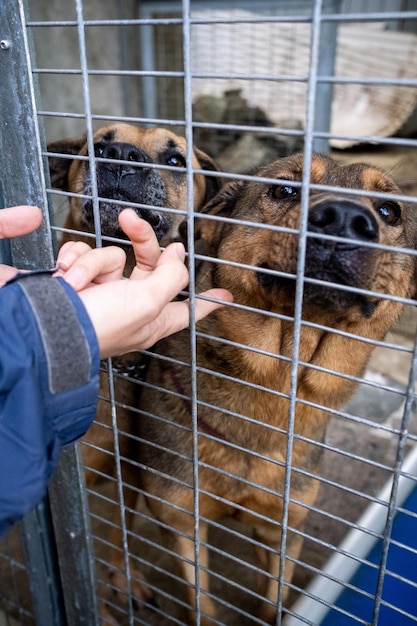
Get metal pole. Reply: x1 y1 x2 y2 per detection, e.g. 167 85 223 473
0 1 98 624
313 0 342 153
0 1 63 624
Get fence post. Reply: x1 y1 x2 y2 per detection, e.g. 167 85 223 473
313 0 342 153
0 1 98 624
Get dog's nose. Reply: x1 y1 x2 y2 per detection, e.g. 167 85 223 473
308 199 378 242
94 141 150 175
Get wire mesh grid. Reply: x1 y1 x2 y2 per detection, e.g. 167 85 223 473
1 1 417 625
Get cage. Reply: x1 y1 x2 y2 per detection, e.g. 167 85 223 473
1 1 417 625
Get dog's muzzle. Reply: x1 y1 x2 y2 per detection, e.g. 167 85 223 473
82 141 170 240
308 199 378 246
257 199 381 316
302 199 380 315
305 199 378 284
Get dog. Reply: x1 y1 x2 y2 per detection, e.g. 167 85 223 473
48 122 223 258
48 123 224 611
134 153 417 624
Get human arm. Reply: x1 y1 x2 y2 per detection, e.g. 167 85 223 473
0 273 100 536
0 205 43 284
0 206 232 535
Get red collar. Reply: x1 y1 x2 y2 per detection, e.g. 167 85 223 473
170 368 228 443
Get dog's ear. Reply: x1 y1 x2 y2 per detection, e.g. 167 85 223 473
47 134 87 190
194 147 225 204
194 180 244 250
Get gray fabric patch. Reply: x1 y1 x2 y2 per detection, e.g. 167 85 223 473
18 276 92 394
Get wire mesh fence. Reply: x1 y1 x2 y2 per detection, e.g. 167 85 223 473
1 1 417 625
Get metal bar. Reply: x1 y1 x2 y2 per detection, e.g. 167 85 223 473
0 0 53 268
74 0 102 247
44 1 102 623
116 0 137 118
31 68 417 88
0 2 65 624
24 9 417 27
0 1 99 625
277 1 324 619
18 502 66 626
107 360 136 626
182 0 203 622
313 0 341 153
47 447 99 626
137 3 159 120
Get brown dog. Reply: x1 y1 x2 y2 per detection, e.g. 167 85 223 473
48 123 224 610
47 120 223 476
136 153 417 624
48 122 223 255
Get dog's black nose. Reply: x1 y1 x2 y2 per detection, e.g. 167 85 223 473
308 199 378 242
94 141 151 175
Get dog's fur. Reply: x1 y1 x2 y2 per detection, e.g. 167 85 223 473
135 153 417 624
48 123 224 609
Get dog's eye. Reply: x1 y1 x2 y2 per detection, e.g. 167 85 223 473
94 143 105 157
270 183 299 200
377 201 402 226
166 153 186 168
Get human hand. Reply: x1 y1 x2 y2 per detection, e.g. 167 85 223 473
57 209 233 357
0 206 42 285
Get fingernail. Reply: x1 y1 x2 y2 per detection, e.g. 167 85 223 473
56 252 77 271
175 243 186 262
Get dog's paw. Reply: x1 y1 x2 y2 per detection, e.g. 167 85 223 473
111 567 155 610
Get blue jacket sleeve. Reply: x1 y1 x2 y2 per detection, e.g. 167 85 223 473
0 272 100 537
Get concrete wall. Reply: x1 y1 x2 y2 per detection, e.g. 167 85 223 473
28 0 143 143
27 0 417 146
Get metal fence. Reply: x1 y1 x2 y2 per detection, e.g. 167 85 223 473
1 0 417 625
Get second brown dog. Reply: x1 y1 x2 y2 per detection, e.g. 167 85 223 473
135 153 417 624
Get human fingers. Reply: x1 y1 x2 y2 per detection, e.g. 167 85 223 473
79 242 188 356
123 288 233 352
133 248 230 330
0 206 42 239
148 240 188 298
61 245 127 291
0 265 19 286
157 289 233 339
56 240 94 272
149 289 233 342
118 209 162 272
194 289 234 322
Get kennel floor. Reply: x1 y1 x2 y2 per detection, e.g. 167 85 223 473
321 484 417 626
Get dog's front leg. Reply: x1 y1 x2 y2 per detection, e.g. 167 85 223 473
160 518 217 625
253 521 284 624
106 468 154 610
253 520 305 624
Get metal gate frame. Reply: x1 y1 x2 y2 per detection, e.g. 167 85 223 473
0 1 97 624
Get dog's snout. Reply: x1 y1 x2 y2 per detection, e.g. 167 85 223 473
309 199 378 242
95 141 150 174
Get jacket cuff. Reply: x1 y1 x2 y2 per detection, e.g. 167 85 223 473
16 273 100 445
17 274 95 393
